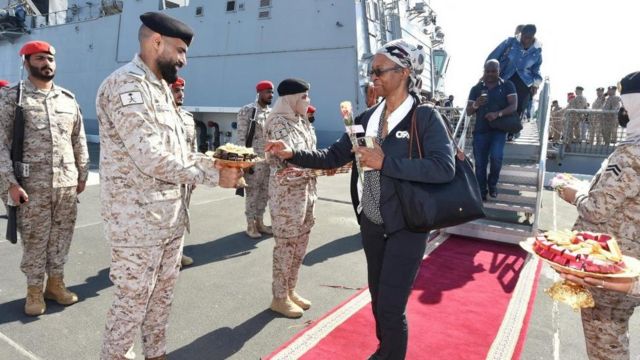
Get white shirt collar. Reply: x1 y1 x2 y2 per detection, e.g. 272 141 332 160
366 96 415 137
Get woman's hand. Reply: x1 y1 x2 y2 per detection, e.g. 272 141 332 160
265 140 293 160
558 184 579 204
560 273 635 294
355 142 384 170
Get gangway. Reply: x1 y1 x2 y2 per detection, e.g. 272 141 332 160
445 79 552 244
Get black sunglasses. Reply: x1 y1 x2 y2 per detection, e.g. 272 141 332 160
368 65 402 77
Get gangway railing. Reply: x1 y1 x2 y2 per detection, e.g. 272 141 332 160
531 79 551 235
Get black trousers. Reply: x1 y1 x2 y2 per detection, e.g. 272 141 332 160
360 215 428 360
509 73 531 118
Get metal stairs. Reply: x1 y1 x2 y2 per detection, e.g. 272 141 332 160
445 80 551 244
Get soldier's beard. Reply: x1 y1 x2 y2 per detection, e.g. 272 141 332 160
157 58 179 84
29 64 55 81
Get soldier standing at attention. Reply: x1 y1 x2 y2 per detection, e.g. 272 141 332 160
96 12 241 360
603 85 623 146
266 78 316 318
236 81 274 238
558 71 640 360
590 87 606 145
170 76 195 267
0 41 89 316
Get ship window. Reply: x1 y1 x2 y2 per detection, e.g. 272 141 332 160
226 1 236 12
195 6 203 16
260 0 271 7
238 2 245 10
163 0 189 9
258 10 271 19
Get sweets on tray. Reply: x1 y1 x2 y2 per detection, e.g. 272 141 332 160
533 230 625 274
212 143 259 162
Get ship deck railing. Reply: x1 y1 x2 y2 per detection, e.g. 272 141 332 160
549 108 626 159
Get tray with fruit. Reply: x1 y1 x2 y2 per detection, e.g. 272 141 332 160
520 230 640 279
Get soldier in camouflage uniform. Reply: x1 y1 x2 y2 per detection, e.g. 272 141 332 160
566 86 589 143
558 72 640 360
265 78 316 318
603 86 623 146
236 81 274 239
96 13 240 360
589 87 606 145
170 77 195 267
550 100 564 143
0 41 89 316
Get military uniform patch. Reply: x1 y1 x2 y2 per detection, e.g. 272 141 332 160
272 123 289 140
119 92 144 106
606 164 621 177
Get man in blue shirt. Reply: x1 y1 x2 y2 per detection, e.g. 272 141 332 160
467 60 518 200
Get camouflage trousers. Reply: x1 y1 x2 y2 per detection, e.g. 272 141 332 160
550 117 563 143
568 115 582 143
581 289 640 360
272 232 310 299
588 115 603 145
18 183 78 287
602 116 619 146
100 230 184 360
244 162 270 221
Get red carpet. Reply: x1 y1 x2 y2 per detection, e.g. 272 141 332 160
266 235 541 360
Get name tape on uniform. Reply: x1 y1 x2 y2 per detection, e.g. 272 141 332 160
119 92 144 106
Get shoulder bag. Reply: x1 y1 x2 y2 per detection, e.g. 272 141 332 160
393 106 485 233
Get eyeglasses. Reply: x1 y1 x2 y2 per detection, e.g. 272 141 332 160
368 65 402 77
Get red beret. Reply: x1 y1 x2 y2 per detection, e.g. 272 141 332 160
171 77 185 88
256 80 274 92
307 105 316 114
19 41 56 56
0 80 9 88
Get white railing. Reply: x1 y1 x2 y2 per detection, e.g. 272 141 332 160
532 79 551 234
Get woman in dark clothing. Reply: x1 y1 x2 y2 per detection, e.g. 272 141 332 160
265 39 455 360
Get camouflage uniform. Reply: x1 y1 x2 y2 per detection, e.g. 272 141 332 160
96 55 220 360
550 105 564 143
566 95 588 143
237 102 271 222
572 144 640 360
266 114 317 299
0 80 89 287
590 95 606 145
603 95 623 145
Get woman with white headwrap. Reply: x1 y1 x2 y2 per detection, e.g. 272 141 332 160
558 71 640 360
266 40 455 359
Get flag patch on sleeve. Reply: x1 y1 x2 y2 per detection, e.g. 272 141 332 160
119 92 144 106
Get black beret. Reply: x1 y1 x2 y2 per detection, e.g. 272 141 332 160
521 24 536 35
608 85 618 91
140 12 194 46
575 86 584 91
596 87 604 91
620 72 640 95
277 78 310 96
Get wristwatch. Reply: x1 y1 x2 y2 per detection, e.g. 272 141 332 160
498 111 503 117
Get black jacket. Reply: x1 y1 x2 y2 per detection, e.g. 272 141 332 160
290 102 455 234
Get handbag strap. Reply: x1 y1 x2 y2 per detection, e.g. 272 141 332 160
409 105 465 161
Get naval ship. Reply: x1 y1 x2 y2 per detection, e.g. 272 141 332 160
1 1 637 359
0 0 450 148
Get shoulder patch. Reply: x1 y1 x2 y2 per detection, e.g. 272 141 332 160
605 164 621 177
119 91 144 106
272 122 289 140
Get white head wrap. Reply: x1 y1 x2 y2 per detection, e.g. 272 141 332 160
376 39 426 96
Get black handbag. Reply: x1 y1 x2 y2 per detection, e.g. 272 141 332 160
488 113 523 133
393 107 485 233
